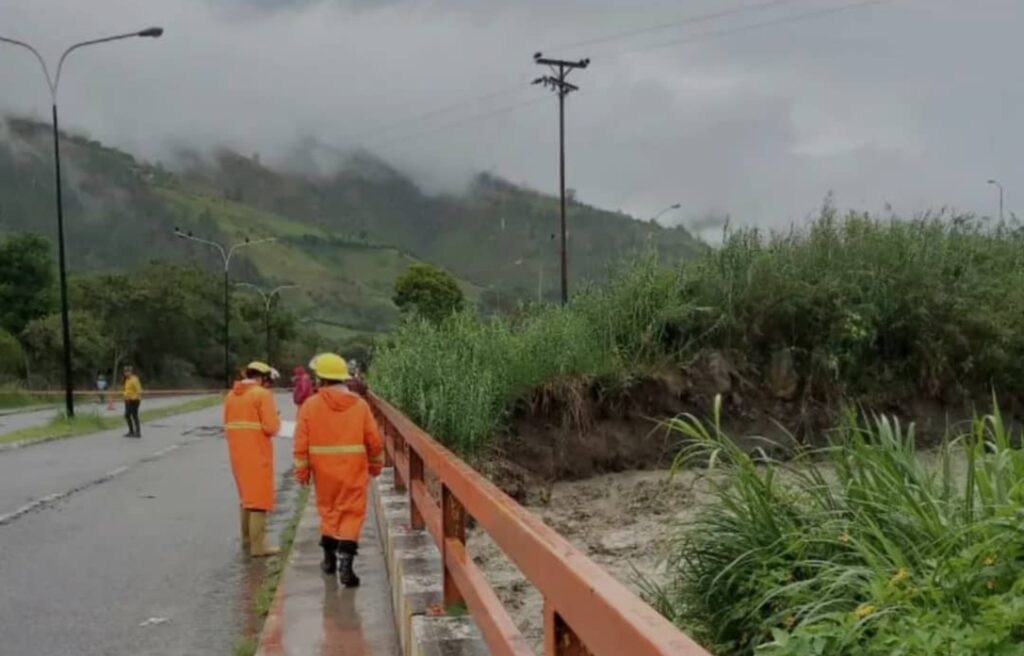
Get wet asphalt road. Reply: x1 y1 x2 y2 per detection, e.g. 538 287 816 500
0 395 198 436
0 394 299 656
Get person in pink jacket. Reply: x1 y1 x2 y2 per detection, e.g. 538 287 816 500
292 365 314 407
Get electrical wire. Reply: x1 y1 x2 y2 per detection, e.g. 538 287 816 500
356 0 902 148
629 0 899 53
368 97 548 150
545 0 808 52
351 1 817 143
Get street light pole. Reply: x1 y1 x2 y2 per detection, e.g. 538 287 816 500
987 179 1004 221
236 283 299 361
173 230 275 388
1 28 164 418
649 203 682 223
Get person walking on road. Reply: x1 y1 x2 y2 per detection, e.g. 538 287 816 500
96 372 108 405
293 353 384 586
122 366 142 438
223 361 282 557
292 365 313 407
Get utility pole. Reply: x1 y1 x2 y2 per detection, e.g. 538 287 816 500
533 52 590 305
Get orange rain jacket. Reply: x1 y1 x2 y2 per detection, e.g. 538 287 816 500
223 381 281 511
293 386 384 541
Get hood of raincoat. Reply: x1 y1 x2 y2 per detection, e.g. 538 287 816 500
319 385 360 412
293 366 307 377
232 380 260 395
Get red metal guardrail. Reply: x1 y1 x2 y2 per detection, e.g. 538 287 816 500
370 392 712 656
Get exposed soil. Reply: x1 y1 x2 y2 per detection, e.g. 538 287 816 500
489 351 1024 500
469 468 710 652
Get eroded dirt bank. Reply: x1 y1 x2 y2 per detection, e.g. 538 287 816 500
470 468 710 650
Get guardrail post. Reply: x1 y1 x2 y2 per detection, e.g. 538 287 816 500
409 448 425 530
382 422 394 468
442 483 466 609
392 426 406 492
544 600 592 656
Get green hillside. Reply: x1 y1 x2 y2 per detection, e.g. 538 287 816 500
0 116 702 332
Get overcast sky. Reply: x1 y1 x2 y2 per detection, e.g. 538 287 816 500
0 0 1017 235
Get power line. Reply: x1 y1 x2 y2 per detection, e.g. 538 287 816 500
351 1 816 145
369 97 547 149
629 0 899 53
546 0 807 52
357 81 531 139
356 0 900 149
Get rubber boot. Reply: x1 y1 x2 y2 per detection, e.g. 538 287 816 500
239 507 251 551
337 540 360 587
320 536 338 574
248 511 280 558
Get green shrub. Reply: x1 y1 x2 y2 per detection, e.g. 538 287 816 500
652 396 1024 655
674 210 1024 398
0 327 24 378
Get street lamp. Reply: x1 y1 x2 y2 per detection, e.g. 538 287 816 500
987 179 1004 221
173 229 275 388
649 203 682 222
0 27 164 418
236 283 299 362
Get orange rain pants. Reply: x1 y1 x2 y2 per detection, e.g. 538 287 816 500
223 381 281 511
293 386 384 541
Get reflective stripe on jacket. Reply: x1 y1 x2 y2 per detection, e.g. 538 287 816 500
293 385 383 540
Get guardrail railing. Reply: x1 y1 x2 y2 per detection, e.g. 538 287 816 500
370 392 711 656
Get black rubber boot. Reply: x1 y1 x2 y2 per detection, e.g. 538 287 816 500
337 540 360 588
320 536 337 574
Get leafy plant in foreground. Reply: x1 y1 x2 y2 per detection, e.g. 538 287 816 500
654 396 1024 655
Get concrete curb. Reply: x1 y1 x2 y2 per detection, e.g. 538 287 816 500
0 432 71 453
372 467 490 656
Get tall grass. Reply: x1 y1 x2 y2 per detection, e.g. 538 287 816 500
372 209 1024 453
651 396 1024 655
677 209 1024 398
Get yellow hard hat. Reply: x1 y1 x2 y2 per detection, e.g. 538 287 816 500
246 361 272 375
311 352 350 381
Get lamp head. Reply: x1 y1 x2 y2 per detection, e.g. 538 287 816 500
138 27 164 38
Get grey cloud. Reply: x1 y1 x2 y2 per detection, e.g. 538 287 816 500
0 0 1018 231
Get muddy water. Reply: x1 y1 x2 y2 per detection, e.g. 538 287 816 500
470 468 710 650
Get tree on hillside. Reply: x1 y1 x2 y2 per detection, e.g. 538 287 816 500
21 311 111 385
0 328 24 379
0 232 54 335
393 263 464 323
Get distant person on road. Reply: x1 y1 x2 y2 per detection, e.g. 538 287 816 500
96 373 108 404
223 361 282 557
292 365 313 407
122 366 142 438
294 353 384 587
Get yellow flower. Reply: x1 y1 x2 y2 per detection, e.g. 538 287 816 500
889 567 909 586
839 532 851 544
984 555 997 567
783 616 797 629
854 603 876 620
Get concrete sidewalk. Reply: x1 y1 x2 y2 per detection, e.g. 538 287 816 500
257 494 401 655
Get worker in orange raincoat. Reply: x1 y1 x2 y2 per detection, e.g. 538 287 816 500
223 361 282 557
294 353 384 586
